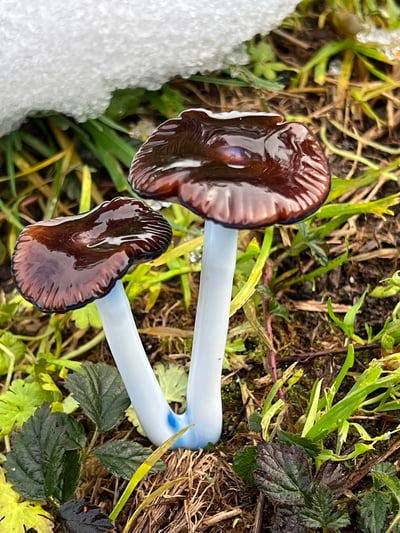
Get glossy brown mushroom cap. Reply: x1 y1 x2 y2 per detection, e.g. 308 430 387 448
11 197 172 313
129 108 330 229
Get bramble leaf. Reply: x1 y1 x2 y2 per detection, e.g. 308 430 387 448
232 446 257 485
65 362 130 433
0 466 53 533
254 442 311 505
299 485 350 529
358 491 389 533
0 379 52 436
53 412 87 450
254 442 351 531
61 450 82 503
5 404 83 503
371 462 397 489
272 505 306 533
92 440 164 480
5 404 66 501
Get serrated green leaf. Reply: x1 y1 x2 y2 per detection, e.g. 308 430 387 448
373 471 400 504
65 362 130 433
5 404 65 501
126 363 188 434
60 450 82 503
70 303 102 330
300 485 350 529
92 440 164 480
125 404 145 435
232 446 257 485
53 412 87 451
358 491 389 533
254 442 311 505
371 462 397 490
153 362 188 407
0 380 53 436
6 405 85 502
0 467 53 533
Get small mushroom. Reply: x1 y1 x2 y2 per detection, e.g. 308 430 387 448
11 196 182 446
129 108 331 448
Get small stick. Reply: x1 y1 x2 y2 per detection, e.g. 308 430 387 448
200 508 242 528
364 109 400 141
280 343 381 363
272 28 312 50
262 263 286 401
252 493 265 533
345 436 400 491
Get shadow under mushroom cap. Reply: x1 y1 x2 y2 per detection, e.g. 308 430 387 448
129 108 331 229
11 197 172 313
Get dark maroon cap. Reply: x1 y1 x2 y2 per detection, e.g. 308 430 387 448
11 197 172 313
128 108 330 229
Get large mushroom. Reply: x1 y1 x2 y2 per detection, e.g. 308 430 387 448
129 108 331 448
11 196 186 446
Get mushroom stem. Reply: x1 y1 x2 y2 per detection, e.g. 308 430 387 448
186 220 238 447
95 280 187 446
94 221 238 450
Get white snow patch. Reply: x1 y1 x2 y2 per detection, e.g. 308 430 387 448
0 0 300 136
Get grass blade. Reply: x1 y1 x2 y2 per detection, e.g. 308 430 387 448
122 477 187 532
230 227 274 316
109 426 191 522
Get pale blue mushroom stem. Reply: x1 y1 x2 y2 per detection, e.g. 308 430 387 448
95 281 181 445
185 220 238 447
95 219 238 449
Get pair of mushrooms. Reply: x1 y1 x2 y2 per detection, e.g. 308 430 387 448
11 109 330 449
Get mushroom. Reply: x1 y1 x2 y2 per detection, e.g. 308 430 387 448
11 196 186 446
129 108 331 448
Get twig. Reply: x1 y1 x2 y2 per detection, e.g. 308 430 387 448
262 263 285 401
345 436 400 491
252 493 265 533
223 396 251 440
271 28 312 50
364 109 400 141
279 343 381 363
199 508 242 528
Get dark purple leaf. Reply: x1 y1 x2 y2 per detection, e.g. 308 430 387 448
254 441 312 505
59 499 114 533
